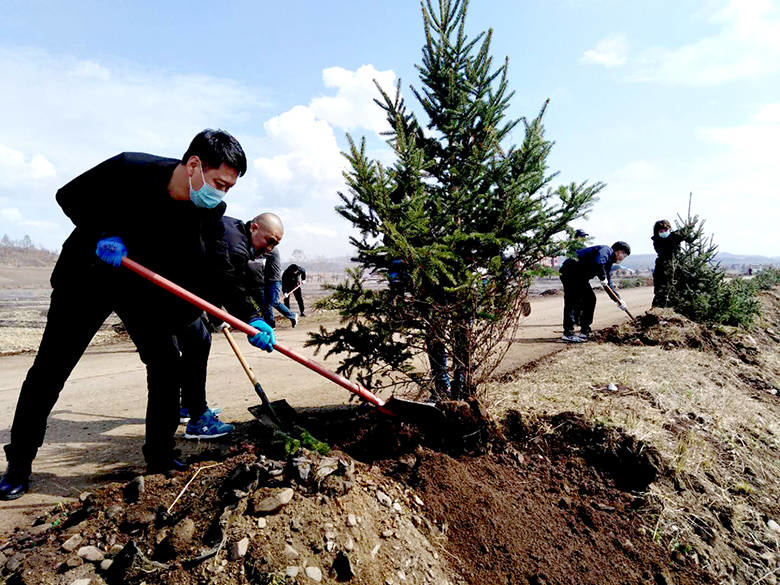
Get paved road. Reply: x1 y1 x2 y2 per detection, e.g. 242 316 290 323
0 286 653 538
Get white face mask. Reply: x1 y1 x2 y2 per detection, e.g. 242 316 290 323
658 231 670 239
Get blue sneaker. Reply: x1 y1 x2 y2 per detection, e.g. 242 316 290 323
184 409 234 440
179 406 222 425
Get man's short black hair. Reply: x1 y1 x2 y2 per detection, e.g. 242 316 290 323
612 241 631 255
182 129 247 177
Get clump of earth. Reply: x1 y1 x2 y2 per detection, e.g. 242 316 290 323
0 400 714 585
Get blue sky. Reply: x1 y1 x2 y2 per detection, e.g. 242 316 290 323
1 0 778 260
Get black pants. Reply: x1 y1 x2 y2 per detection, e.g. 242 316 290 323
4 267 186 472
283 287 304 314
560 259 596 336
175 317 211 421
652 260 674 308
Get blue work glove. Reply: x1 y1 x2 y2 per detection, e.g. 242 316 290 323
248 318 275 352
96 236 127 267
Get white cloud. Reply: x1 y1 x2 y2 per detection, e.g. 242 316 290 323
251 105 347 211
0 208 23 221
754 102 780 123
630 0 780 85
581 35 629 68
244 67 399 257
310 65 396 134
0 144 56 187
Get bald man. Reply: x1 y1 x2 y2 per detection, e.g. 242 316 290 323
214 212 284 323
176 213 282 440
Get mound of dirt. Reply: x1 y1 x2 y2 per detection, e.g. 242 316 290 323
0 403 717 585
597 306 770 363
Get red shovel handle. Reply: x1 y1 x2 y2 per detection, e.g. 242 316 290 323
120 257 389 411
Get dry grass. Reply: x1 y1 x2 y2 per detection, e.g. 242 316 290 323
482 295 780 584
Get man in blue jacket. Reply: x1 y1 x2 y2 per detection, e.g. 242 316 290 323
0 130 277 500
559 241 631 342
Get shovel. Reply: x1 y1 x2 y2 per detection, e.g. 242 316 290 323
218 324 284 427
283 283 301 300
602 282 636 320
120 257 445 425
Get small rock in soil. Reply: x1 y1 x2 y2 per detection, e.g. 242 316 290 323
376 490 393 507
230 537 250 560
171 518 196 548
6 553 24 572
123 507 156 529
62 534 83 552
305 565 323 582
285 543 300 559
251 487 295 515
77 545 105 562
123 476 145 503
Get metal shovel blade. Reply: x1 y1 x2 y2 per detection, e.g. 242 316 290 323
382 396 448 426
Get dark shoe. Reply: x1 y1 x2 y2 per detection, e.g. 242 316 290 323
0 469 30 501
146 458 190 476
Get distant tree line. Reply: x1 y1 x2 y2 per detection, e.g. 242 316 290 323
1 234 36 249
0 234 58 266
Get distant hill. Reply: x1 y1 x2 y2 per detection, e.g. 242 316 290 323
0 242 59 267
623 253 780 272
3 239 776 274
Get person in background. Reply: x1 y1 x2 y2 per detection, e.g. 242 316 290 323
559 241 631 343
263 247 298 328
282 263 307 317
651 219 692 308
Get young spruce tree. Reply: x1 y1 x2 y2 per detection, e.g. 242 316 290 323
308 0 602 399
664 212 761 327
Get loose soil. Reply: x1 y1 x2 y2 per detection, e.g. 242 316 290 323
0 403 715 585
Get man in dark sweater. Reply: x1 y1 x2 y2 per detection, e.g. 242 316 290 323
0 130 274 500
282 263 307 316
559 241 631 342
212 212 284 325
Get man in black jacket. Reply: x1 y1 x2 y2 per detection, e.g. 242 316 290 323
559 241 631 342
0 130 275 500
282 263 307 316
212 212 284 325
